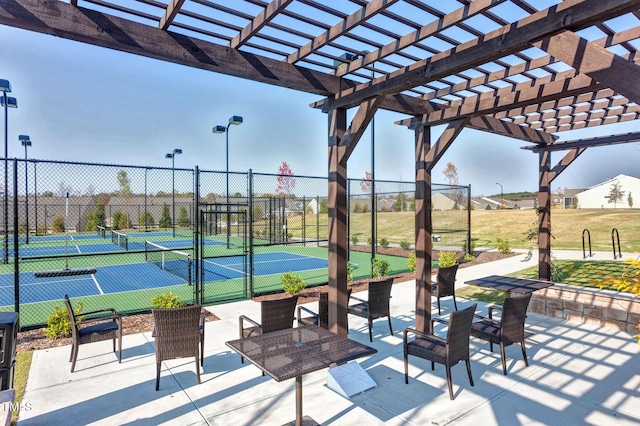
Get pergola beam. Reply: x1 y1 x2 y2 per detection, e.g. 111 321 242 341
467 116 558 144
535 31 640 104
323 0 640 111
159 0 186 31
522 131 640 152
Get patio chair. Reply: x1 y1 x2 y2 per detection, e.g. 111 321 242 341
239 296 299 364
297 292 328 329
64 294 122 373
153 305 202 390
432 264 458 315
470 293 532 375
348 278 394 342
403 303 477 400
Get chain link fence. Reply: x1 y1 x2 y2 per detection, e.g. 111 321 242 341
1 158 468 329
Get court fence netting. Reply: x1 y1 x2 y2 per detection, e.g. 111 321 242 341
0 158 469 328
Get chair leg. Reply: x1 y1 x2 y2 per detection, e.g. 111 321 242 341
404 352 409 384
465 359 474 386
387 316 393 336
117 332 123 363
70 343 79 373
200 332 205 367
431 361 434 371
155 362 161 391
437 297 441 316
195 356 201 384
520 341 529 367
69 343 75 363
452 295 458 311
500 342 507 375
446 366 454 400
368 319 373 342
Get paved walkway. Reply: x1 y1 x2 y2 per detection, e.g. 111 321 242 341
17 250 640 425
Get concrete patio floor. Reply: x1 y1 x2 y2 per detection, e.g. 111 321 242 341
17 251 640 425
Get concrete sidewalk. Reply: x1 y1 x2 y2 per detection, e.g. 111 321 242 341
17 251 640 425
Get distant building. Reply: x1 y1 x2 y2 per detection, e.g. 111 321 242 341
573 174 639 209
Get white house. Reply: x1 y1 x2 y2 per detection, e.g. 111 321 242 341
575 174 639 209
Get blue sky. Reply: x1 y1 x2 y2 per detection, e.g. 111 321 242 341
1 24 639 197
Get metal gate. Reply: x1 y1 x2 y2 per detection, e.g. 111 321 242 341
197 204 249 304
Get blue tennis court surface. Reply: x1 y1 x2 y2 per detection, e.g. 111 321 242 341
2 251 327 305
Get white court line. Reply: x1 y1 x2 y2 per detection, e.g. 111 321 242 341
92 274 104 294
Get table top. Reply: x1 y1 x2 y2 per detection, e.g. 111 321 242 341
464 275 554 294
226 325 377 382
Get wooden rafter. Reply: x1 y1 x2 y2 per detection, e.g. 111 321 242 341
467 116 557 144
230 0 294 49
159 0 186 31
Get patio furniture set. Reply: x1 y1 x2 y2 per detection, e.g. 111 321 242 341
61 270 551 425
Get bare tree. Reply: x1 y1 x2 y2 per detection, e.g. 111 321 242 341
606 181 625 209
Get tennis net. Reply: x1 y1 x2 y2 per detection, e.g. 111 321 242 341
145 241 192 284
97 225 106 238
111 230 128 250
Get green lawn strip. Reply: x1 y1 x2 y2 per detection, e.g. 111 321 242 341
12 351 32 425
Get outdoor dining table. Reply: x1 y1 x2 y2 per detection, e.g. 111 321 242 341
226 324 377 426
465 274 554 297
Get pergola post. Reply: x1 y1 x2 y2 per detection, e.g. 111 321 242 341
414 125 433 332
538 150 552 281
327 107 349 336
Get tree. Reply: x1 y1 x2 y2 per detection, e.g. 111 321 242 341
276 161 296 197
395 193 408 211
360 171 372 193
159 203 172 228
178 206 190 227
607 181 625 208
117 170 132 204
628 192 634 208
84 195 106 231
443 162 464 207
139 211 155 227
319 198 328 214
52 215 65 233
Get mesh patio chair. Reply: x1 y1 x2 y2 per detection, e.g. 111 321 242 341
153 305 202 390
239 296 299 364
64 294 122 373
470 293 532 375
297 292 328 329
432 264 458 315
403 303 477 400
348 278 394 342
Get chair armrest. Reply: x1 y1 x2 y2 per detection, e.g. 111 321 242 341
77 314 121 326
349 295 367 304
77 308 117 320
488 304 503 319
297 305 318 321
239 315 260 335
403 327 446 344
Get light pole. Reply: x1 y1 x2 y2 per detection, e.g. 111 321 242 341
496 182 503 210
1 79 17 264
213 115 243 248
19 135 31 243
165 148 182 237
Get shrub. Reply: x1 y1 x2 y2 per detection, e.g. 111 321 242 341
51 215 65 233
371 258 390 277
281 272 307 294
399 240 411 250
351 235 359 245
462 239 476 253
367 237 373 246
45 301 83 339
380 237 389 248
347 263 353 281
463 253 476 263
496 237 511 254
438 251 457 267
407 252 416 272
151 292 185 308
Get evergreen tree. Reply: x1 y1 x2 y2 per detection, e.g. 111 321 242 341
159 203 172 228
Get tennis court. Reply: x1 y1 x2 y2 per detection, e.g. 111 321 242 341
1 251 328 306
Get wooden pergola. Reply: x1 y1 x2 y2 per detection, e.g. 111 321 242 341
2 0 639 334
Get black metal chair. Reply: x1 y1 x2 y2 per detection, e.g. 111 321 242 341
153 305 202 390
297 292 328 329
64 294 122 373
432 264 458 315
348 278 394 342
403 304 477 400
470 293 532 375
